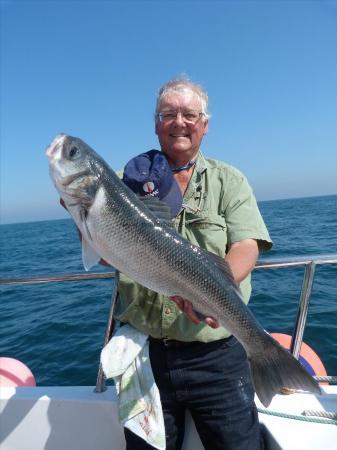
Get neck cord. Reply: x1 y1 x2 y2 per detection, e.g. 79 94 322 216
171 158 197 172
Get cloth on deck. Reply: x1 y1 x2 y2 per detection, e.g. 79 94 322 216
101 324 165 450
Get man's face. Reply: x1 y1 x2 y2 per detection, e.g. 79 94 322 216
155 90 208 163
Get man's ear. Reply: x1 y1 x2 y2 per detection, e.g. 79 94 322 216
203 120 209 135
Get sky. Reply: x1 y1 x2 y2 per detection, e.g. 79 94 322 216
1 0 337 224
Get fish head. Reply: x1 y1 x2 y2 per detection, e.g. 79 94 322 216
46 133 104 209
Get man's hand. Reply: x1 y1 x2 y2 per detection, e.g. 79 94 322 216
170 295 219 328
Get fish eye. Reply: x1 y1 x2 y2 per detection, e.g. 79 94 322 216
68 146 80 160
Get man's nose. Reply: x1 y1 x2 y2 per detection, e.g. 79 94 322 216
173 112 186 125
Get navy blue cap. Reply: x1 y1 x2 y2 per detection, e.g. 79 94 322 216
122 150 183 218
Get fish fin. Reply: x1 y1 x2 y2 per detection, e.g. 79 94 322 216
249 332 321 407
78 208 102 270
82 239 101 271
139 196 174 222
79 207 92 237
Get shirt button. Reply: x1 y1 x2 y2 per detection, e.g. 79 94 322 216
165 308 172 314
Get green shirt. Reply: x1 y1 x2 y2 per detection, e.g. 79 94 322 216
114 152 272 342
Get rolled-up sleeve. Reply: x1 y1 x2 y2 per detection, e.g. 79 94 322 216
221 167 272 252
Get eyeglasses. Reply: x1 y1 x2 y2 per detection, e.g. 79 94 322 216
157 110 205 124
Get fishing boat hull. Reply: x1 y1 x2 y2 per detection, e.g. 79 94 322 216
1 385 336 450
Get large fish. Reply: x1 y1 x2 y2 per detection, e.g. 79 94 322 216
46 133 320 407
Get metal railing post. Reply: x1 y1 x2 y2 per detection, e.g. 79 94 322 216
94 271 119 393
290 261 317 358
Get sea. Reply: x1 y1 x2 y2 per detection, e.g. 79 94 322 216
0 194 336 386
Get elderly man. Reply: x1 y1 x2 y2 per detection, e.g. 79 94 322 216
114 78 272 450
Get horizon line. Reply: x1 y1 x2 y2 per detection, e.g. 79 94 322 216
1 193 336 227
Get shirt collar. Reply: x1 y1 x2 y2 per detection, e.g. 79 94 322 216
194 151 208 174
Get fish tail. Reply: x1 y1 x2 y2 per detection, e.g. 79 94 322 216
249 333 321 407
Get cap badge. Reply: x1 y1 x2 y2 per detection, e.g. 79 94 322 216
142 181 155 193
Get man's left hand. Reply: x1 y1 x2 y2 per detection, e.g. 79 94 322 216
170 296 219 328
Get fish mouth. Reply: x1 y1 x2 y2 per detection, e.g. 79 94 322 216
45 133 67 159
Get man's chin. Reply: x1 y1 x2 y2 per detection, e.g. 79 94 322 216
169 143 192 153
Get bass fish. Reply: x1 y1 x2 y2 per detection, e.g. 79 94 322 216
46 133 320 407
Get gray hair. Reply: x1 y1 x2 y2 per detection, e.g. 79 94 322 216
155 77 211 123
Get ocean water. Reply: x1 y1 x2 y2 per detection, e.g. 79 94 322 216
0 194 336 385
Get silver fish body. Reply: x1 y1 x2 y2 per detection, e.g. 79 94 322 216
46 134 320 407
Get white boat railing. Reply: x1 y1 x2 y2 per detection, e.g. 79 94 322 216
255 254 337 359
1 254 336 393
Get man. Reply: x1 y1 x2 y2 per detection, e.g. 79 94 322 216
114 77 272 450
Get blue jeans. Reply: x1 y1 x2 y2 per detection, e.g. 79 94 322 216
125 336 263 450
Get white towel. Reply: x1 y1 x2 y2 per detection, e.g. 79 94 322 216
101 324 166 450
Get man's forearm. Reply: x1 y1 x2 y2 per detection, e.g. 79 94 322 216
225 239 259 283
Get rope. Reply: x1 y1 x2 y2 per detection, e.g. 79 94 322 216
303 410 337 420
257 375 337 425
257 408 337 425
314 375 337 384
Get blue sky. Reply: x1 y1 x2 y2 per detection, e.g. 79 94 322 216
1 0 337 224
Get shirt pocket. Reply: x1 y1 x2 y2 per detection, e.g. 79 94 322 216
184 210 228 257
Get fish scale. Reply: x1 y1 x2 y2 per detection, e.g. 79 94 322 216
47 133 321 407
